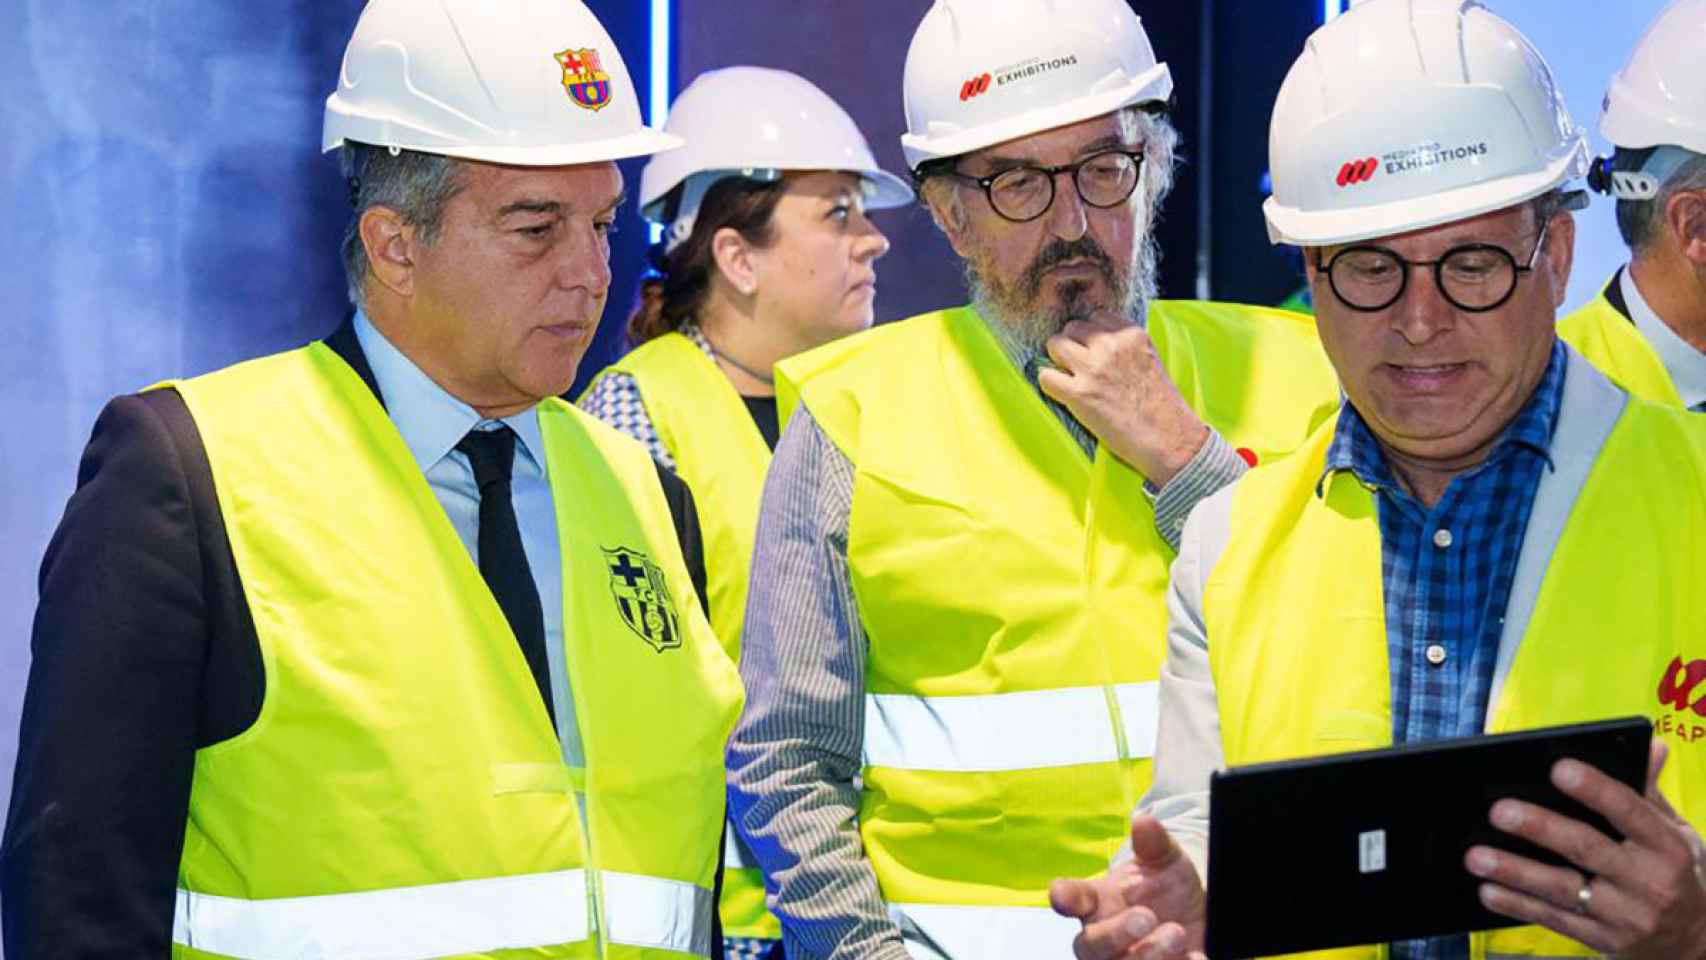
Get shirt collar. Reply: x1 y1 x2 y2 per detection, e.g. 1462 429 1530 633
1319 339 1567 497
351 310 546 479
1619 266 1706 408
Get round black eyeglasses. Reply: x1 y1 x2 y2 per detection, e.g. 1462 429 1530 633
942 149 1145 223
1316 219 1553 313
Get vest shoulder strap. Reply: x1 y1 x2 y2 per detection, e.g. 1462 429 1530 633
776 308 965 457
607 332 770 476
1147 300 1342 463
1558 285 1683 406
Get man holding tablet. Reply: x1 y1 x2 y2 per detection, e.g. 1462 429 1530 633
1051 1 1706 958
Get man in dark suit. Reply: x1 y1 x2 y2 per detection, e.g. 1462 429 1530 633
1 2 742 957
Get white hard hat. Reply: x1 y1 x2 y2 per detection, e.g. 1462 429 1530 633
638 66 914 249
1601 0 1706 155
899 0 1173 173
323 0 680 166
1264 0 1589 247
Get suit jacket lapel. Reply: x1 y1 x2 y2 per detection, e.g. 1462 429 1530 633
322 314 386 411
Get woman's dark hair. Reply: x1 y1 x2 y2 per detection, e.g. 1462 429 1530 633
627 176 787 345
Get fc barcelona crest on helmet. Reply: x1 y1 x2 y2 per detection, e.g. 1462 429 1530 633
603 546 681 653
555 47 613 112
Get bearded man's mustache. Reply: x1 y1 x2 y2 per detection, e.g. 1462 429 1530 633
1019 236 1121 302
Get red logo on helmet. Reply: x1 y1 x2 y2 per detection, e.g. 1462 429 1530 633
1659 657 1706 717
960 73 993 101
1336 157 1380 188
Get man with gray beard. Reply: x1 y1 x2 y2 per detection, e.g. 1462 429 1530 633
724 2 1342 959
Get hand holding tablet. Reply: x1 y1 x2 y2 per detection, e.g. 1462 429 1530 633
1468 738 1706 960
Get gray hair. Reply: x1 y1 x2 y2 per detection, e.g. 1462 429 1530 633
919 106 1181 237
1529 188 1579 229
1612 147 1706 254
338 143 466 308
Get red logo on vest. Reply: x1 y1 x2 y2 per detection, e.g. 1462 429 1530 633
1336 157 1379 188
960 73 992 101
1658 657 1706 717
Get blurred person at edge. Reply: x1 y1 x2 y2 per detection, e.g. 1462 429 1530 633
0 1 742 957
723 1 1342 958
1050 2 1706 959
1561 0 1706 412
579 65 911 960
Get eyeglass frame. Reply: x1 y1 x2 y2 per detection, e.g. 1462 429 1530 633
928 148 1148 224
1313 217 1555 314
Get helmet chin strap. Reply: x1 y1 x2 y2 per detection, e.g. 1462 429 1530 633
1591 145 1699 201
662 169 784 254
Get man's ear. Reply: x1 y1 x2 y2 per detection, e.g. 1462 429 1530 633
1665 189 1706 268
710 227 758 297
359 206 417 299
921 181 975 260
1542 212 1576 310
1301 246 1321 286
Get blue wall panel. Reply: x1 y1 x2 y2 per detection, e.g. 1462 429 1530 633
0 6 366 897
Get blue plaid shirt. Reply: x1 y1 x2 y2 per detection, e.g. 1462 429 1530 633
1319 341 1567 960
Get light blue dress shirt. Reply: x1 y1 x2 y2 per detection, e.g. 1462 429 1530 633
352 311 582 764
1620 267 1706 410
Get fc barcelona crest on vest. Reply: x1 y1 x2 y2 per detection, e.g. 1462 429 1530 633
604 547 681 652
554 47 612 112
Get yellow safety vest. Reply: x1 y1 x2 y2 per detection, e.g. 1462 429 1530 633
776 302 1341 953
586 332 780 940
593 332 771 663
165 342 742 960
1558 276 1686 407
1204 402 1706 960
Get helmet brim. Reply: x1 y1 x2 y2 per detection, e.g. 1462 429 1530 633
323 123 684 167
638 166 915 224
1263 145 1588 247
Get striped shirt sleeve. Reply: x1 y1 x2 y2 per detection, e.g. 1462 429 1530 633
1148 428 1249 552
726 408 912 960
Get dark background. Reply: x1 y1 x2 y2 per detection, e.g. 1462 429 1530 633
0 2 1647 935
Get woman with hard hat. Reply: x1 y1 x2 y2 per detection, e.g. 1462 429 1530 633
578 65 912 960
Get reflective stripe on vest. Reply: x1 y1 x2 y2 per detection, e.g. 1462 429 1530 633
603 872 715 955
172 870 591 958
173 870 712 959
863 683 1159 771
892 902 1081 957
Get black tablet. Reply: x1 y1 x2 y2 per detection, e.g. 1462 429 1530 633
1204 716 1652 958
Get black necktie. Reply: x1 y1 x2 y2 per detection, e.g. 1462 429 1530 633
457 426 554 727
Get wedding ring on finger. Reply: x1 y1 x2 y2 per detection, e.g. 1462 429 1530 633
1575 880 1594 915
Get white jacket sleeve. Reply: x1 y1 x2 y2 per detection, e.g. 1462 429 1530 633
1114 481 1236 879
